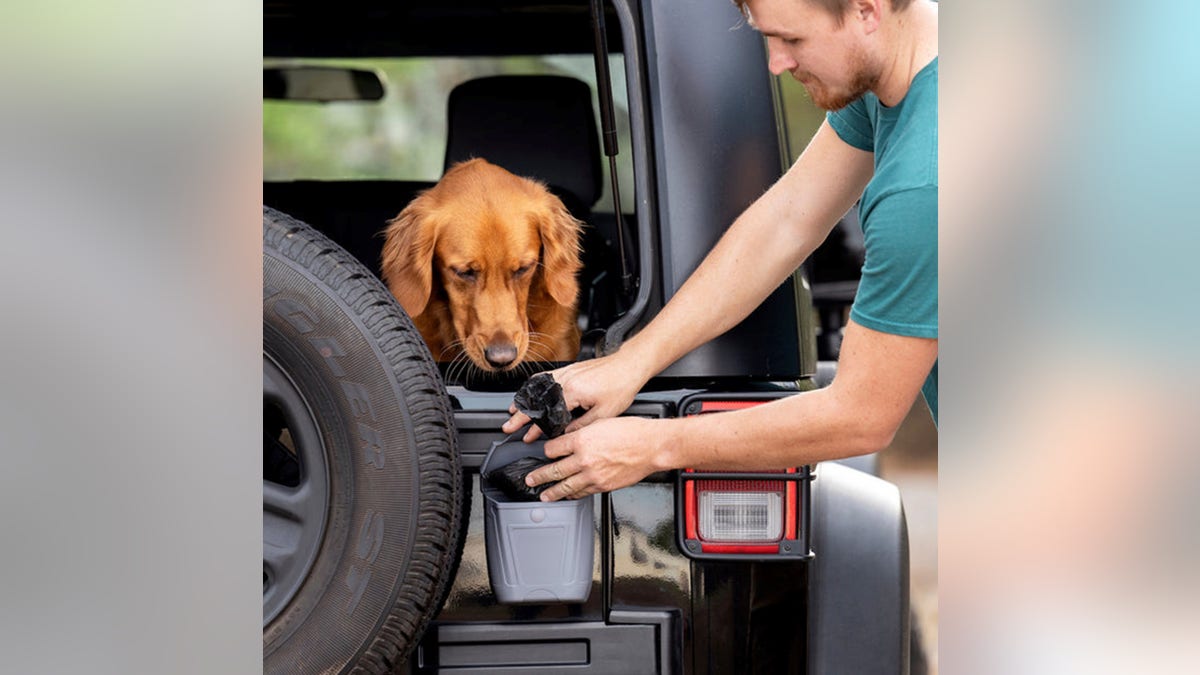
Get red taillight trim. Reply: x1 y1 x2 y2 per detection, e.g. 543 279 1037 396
684 469 697 540
697 400 762 413
784 467 797 539
686 469 799 542
699 542 781 554
683 401 801 548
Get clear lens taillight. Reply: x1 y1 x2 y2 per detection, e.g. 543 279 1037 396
697 481 784 542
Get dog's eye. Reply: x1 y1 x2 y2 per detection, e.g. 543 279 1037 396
453 268 477 282
514 265 533 278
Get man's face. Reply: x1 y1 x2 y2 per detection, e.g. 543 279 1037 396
745 0 881 111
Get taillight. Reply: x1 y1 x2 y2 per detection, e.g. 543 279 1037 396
676 398 811 560
698 478 785 541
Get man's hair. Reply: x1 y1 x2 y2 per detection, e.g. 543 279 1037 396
733 0 916 24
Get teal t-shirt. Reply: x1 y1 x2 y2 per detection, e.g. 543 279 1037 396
826 57 938 424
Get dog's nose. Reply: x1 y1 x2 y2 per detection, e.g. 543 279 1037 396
484 343 518 369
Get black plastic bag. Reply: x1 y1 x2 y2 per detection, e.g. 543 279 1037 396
513 373 572 439
484 456 555 501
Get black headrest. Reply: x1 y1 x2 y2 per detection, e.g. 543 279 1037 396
444 75 602 209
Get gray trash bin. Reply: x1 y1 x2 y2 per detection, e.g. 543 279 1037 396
480 437 595 604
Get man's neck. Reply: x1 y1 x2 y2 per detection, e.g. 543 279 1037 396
874 1 939 107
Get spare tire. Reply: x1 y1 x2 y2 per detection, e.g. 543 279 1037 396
263 206 464 673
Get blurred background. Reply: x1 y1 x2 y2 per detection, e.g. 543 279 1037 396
882 402 939 674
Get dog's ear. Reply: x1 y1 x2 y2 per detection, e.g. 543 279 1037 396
381 194 438 317
537 198 584 307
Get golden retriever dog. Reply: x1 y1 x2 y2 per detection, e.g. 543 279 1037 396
381 158 582 374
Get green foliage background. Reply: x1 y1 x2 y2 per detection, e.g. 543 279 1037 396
264 55 822 195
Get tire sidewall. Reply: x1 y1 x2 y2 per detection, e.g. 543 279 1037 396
263 239 436 672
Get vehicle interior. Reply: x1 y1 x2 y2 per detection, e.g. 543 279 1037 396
264 2 638 382
264 0 866 377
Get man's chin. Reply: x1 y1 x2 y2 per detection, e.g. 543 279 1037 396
804 84 857 112
799 66 878 111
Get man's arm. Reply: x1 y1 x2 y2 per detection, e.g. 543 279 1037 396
504 121 874 437
528 320 936 501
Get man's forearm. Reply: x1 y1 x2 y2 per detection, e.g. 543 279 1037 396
651 386 877 472
651 321 938 472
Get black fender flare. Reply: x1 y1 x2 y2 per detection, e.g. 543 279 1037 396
807 461 911 674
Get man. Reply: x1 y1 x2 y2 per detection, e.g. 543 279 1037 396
503 0 938 502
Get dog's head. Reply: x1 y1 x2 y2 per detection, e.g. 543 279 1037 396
382 159 582 372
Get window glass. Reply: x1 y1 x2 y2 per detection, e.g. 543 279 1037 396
263 55 633 213
774 75 827 163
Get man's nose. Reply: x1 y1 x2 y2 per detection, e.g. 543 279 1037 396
766 41 796 76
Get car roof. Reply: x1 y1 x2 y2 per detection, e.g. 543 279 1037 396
265 0 626 58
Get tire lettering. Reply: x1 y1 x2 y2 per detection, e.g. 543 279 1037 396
341 381 378 421
270 283 387 472
345 511 385 616
356 511 385 560
359 422 385 469
308 336 348 377
274 299 319 334
345 566 370 616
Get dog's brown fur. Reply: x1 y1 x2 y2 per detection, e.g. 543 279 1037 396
381 159 582 372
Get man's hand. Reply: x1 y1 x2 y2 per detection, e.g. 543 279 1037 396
502 351 648 442
521 416 668 501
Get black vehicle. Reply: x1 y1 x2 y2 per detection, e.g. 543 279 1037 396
263 1 914 672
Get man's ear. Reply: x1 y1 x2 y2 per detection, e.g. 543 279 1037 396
851 0 882 33
381 194 438 317
537 198 583 307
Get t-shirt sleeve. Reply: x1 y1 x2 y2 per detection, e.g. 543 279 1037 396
826 100 874 152
849 186 938 339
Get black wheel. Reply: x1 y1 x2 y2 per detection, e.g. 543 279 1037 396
263 206 464 674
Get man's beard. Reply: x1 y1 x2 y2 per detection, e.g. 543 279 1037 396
797 50 881 111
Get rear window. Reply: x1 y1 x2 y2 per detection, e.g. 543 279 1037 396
263 55 633 211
